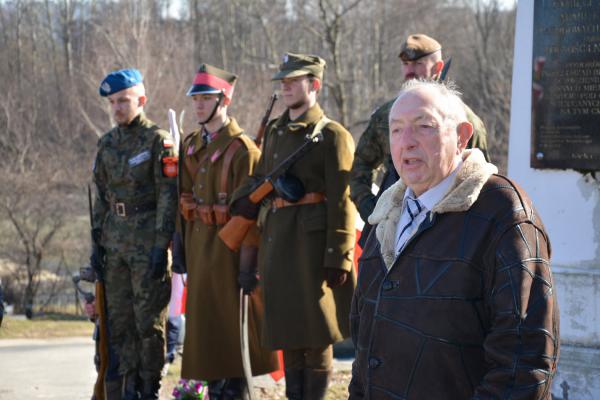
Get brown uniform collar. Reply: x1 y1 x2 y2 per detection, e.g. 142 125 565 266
186 117 243 157
275 103 324 131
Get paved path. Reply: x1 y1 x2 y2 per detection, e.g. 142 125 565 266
0 337 353 399
0 337 96 400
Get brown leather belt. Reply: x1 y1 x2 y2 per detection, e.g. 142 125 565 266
111 201 156 217
272 192 326 209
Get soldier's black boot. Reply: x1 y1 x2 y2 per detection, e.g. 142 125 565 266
208 379 226 400
140 376 160 400
284 369 304 400
121 371 140 400
105 376 123 400
303 368 331 400
221 377 246 400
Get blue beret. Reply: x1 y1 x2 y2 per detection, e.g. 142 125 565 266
99 68 143 97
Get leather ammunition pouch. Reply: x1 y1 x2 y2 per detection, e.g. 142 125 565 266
179 138 242 226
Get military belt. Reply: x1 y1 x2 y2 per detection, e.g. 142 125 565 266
272 192 326 209
111 200 156 217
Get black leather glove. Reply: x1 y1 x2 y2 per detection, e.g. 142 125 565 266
325 268 348 288
148 247 168 280
358 195 377 222
230 195 260 220
171 232 186 274
238 270 259 294
238 245 259 294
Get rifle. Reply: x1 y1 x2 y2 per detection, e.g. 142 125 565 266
254 94 278 148
219 129 325 251
88 184 109 400
440 57 452 82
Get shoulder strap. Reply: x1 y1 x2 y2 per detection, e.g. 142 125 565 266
309 116 331 140
218 138 244 204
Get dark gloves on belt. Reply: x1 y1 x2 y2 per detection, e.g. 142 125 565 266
230 195 260 220
357 195 377 223
171 232 186 274
325 268 348 288
148 246 168 280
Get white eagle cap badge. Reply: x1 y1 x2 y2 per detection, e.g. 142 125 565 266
101 82 111 93
283 54 289 63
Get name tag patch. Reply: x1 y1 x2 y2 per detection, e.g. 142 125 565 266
128 150 151 166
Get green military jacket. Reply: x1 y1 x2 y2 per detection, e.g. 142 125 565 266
234 103 357 349
349 98 489 211
92 113 177 250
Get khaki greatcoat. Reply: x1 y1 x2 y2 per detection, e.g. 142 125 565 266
179 118 278 380
235 103 357 350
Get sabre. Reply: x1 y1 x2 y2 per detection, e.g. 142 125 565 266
240 288 255 399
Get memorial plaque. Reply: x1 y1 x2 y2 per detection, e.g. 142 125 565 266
532 1 600 170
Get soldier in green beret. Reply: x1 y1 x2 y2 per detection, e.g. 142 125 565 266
91 68 177 399
230 53 357 399
176 64 279 399
350 34 490 246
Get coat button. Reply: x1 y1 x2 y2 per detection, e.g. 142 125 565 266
278 129 284 136
382 281 393 291
273 153 278 159
197 184 203 189
200 167 206 173
368 357 381 369
327 248 334 253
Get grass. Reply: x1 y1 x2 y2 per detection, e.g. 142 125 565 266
0 313 94 339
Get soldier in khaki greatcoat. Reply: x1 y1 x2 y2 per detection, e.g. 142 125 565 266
230 53 357 399
176 64 278 399
91 69 177 400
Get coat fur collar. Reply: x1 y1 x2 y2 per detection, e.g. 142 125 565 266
368 149 498 268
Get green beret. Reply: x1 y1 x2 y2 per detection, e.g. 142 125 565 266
272 53 326 81
399 34 442 61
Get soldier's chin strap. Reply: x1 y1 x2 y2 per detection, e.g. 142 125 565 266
199 91 225 126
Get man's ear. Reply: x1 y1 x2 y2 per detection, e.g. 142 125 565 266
433 60 444 78
311 78 321 91
457 121 473 151
138 95 147 107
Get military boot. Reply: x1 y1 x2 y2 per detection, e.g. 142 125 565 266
303 368 331 400
208 379 226 399
140 377 160 400
284 369 304 400
105 376 123 400
121 371 140 400
221 377 246 400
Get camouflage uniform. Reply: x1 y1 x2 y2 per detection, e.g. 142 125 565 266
350 98 490 222
92 112 177 381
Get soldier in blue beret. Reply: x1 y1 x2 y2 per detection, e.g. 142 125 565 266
90 68 178 399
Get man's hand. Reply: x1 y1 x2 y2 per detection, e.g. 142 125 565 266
148 247 168 280
84 300 97 321
238 270 259 294
358 195 377 222
325 268 348 288
230 195 260 220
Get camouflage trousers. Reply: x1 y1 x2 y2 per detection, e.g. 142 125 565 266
104 247 171 379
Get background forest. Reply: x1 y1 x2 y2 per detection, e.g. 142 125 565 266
0 0 516 313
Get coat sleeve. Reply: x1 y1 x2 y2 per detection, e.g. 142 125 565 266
152 130 178 249
92 138 109 235
472 218 558 399
349 111 386 209
348 273 365 399
323 123 357 272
